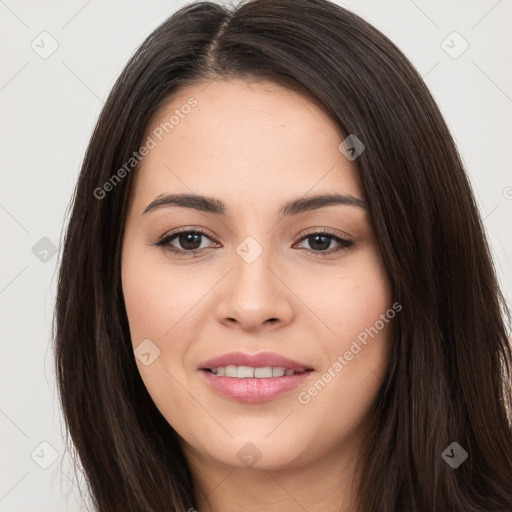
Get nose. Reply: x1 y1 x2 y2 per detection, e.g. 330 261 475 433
214 245 294 332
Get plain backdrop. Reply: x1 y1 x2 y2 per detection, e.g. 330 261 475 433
1 0 511 510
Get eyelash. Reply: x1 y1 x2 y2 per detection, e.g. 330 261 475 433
153 227 355 258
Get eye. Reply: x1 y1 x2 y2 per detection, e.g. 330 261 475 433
153 227 355 257
154 228 219 255
293 230 354 256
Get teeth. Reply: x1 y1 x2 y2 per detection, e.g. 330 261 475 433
210 365 302 378
237 365 255 378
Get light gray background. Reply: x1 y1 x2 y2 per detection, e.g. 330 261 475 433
1 0 511 510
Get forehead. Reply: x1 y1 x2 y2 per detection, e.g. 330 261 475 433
129 79 364 213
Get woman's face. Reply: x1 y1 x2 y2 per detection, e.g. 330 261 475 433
121 78 395 473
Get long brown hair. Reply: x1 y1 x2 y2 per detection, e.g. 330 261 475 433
53 1 512 510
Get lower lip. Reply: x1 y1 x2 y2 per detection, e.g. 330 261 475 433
199 369 314 403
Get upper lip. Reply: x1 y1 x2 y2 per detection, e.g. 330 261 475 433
198 351 314 371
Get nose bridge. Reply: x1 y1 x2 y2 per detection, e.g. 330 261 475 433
231 234 278 304
215 233 294 327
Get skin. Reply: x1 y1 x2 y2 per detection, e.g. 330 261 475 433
121 78 395 512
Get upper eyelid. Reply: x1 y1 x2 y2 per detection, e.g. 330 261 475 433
159 227 352 242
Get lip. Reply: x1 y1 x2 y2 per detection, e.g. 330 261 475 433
197 351 315 403
199 370 314 403
198 351 314 372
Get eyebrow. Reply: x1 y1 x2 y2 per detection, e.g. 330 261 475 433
142 192 368 217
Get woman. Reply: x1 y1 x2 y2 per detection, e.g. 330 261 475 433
53 0 512 510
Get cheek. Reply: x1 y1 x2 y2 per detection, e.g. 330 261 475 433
121 251 194 417
122 246 204 346
300 248 394 412
291 255 394 455
343 262 392 340
121 247 214 401
305 248 393 348
122 267 166 346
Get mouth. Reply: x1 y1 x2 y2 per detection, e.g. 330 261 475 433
198 350 314 374
202 365 312 378
197 352 315 403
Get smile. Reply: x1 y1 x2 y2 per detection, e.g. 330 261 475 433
207 365 305 378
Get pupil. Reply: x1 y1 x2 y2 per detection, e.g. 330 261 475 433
309 234 330 251
180 233 201 250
